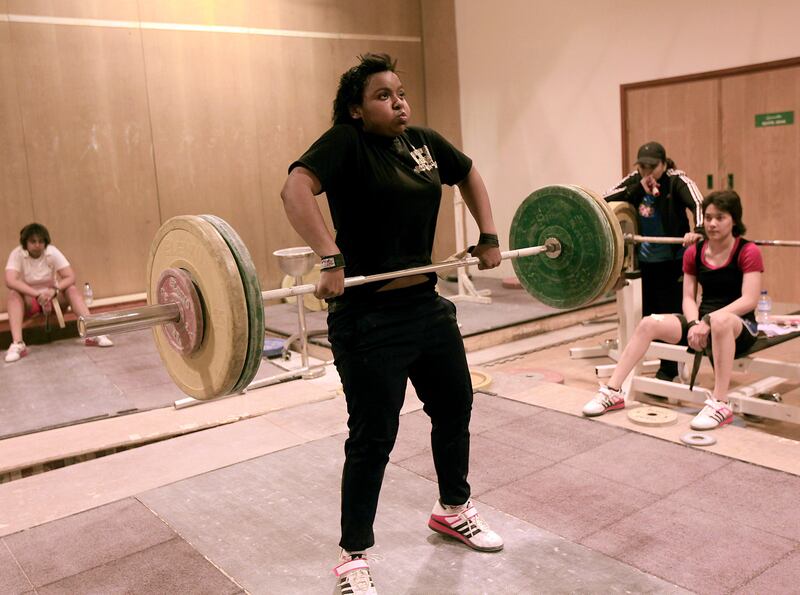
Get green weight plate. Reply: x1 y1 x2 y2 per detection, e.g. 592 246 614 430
200 215 265 393
509 185 617 309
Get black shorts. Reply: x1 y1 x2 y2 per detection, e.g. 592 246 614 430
675 314 758 357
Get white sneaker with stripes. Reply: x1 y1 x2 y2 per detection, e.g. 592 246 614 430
334 550 377 595
4 341 28 363
690 398 733 430
428 499 504 552
582 385 625 417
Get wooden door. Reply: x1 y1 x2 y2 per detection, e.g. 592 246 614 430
623 79 720 192
720 65 800 302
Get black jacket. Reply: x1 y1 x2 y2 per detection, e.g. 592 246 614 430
603 168 705 239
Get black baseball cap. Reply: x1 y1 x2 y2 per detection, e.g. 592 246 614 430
635 142 666 166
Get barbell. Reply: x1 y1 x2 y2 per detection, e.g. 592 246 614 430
78 185 798 401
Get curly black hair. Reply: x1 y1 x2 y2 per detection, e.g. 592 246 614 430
332 53 398 125
19 222 51 248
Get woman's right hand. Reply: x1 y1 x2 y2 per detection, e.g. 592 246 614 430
687 320 710 351
682 232 704 246
315 269 345 299
640 174 659 196
36 287 54 306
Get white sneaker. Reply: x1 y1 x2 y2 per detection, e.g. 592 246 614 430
582 385 625 417
85 335 114 347
4 342 28 363
334 550 377 595
428 499 504 552
690 398 733 430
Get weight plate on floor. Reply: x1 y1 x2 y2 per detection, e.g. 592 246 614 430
470 369 493 391
680 432 717 446
148 216 248 400
509 185 617 308
627 406 678 427
610 201 638 272
199 215 265 394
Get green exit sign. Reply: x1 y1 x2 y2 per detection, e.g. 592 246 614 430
755 111 794 127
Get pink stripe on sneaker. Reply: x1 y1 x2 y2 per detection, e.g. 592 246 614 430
334 558 369 577
429 517 471 544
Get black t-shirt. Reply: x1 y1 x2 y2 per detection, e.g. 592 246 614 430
289 124 472 300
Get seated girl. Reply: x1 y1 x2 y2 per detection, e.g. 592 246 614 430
582 190 762 430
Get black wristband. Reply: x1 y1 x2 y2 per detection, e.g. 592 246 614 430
320 253 345 271
687 319 701 328
478 232 499 247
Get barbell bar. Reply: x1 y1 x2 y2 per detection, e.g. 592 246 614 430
75 184 798 401
262 241 560 302
79 241 559 339
627 234 800 247
79 230 797 338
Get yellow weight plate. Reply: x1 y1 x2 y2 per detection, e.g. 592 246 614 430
610 201 638 272
470 369 492 391
147 216 249 400
576 186 625 298
280 264 328 312
627 406 678 427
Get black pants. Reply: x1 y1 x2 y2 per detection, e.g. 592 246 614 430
328 286 472 551
640 259 684 378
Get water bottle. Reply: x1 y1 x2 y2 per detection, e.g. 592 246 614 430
756 290 772 324
83 282 94 306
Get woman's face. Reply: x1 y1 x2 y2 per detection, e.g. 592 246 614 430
703 204 734 240
25 235 46 258
350 70 410 137
637 160 666 179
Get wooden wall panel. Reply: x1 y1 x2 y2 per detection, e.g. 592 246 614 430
0 4 34 313
249 36 338 290
2 0 465 309
421 0 461 261
141 27 267 281
10 19 160 299
137 0 421 38
624 80 719 188
8 0 139 19
721 66 800 302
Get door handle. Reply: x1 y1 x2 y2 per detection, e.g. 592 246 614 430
727 173 734 189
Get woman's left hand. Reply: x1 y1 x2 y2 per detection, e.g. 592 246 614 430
472 244 501 270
